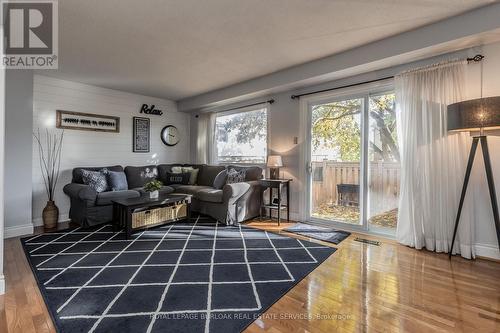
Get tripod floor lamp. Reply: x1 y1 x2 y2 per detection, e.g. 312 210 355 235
447 96 500 259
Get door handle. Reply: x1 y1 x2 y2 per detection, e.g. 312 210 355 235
307 161 313 174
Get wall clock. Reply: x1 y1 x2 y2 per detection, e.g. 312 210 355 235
161 125 180 146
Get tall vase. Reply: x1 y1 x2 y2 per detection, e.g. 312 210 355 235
42 200 59 229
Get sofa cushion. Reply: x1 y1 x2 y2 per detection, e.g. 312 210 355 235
226 165 263 181
134 186 174 197
197 165 225 186
105 170 128 191
213 170 228 189
171 166 199 185
82 170 108 193
72 165 123 184
95 190 140 206
195 188 223 203
172 185 212 196
171 166 183 173
124 165 158 189
157 164 182 183
186 168 199 185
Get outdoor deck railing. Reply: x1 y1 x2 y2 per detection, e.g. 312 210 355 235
312 160 400 216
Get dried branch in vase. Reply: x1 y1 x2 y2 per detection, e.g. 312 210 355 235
33 129 64 202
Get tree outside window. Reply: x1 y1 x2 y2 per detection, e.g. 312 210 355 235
215 108 267 164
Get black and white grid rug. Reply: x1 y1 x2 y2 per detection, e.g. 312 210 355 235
21 216 335 333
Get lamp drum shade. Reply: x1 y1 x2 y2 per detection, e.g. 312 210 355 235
267 155 283 167
447 96 500 132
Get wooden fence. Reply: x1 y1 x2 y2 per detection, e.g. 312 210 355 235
312 161 400 216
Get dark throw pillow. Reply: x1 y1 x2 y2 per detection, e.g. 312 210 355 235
105 170 128 191
82 170 108 193
171 166 200 185
213 169 228 189
164 172 190 185
226 168 246 184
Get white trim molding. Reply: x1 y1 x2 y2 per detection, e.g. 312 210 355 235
475 243 500 260
32 214 70 227
0 274 5 294
0 24 5 295
4 223 34 239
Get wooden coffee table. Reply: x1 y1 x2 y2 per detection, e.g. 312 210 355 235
112 193 191 239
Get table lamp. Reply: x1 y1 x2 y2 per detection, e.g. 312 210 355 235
267 155 283 179
447 96 500 258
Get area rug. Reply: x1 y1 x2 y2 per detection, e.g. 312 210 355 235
284 222 351 245
21 215 335 333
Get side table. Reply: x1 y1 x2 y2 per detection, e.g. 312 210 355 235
259 178 292 225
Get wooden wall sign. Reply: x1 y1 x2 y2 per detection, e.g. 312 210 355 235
133 117 150 153
56 110 120 133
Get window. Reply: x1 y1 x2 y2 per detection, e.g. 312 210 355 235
215 107 267 164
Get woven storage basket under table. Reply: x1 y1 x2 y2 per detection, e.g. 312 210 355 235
132 203 187 229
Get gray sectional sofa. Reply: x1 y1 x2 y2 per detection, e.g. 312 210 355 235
63 164 263 227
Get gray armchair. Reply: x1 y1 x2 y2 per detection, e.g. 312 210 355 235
194 181 253 225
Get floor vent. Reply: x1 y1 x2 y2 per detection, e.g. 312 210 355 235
354 237 381 246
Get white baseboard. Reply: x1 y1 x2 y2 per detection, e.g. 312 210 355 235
475 243 500 260
4 223 34 238
5 215 71 238
0 274 5 295
32 214 70 227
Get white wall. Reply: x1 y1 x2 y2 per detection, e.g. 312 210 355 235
4 70 33 238
465 42 500 259
32 75 190 226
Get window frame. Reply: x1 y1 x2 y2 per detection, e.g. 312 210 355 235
213 104 269 165
300 79 398 237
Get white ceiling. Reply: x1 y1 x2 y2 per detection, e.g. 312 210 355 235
38 0 496 101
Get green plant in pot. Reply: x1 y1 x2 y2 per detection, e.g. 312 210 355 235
144 180 163 199
33 129 64 230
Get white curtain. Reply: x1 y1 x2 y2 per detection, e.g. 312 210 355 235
195 112 217 164
395 60 476 259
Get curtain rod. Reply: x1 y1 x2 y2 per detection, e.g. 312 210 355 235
290 54 484 100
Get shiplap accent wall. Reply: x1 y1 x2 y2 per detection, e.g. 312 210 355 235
32 75 190 225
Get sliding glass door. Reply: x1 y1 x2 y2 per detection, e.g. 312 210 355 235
307 86 399 235
367 93 399 233
310 97 363 226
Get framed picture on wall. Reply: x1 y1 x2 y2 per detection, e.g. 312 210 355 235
133 117 150 153
56 110 120 133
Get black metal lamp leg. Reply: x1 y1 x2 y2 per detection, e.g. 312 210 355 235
449 137 479 259
480 136 500 249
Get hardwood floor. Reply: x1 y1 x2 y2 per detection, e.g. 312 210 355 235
1 220 499 333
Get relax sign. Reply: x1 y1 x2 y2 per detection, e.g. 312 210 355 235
140 104 163 116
